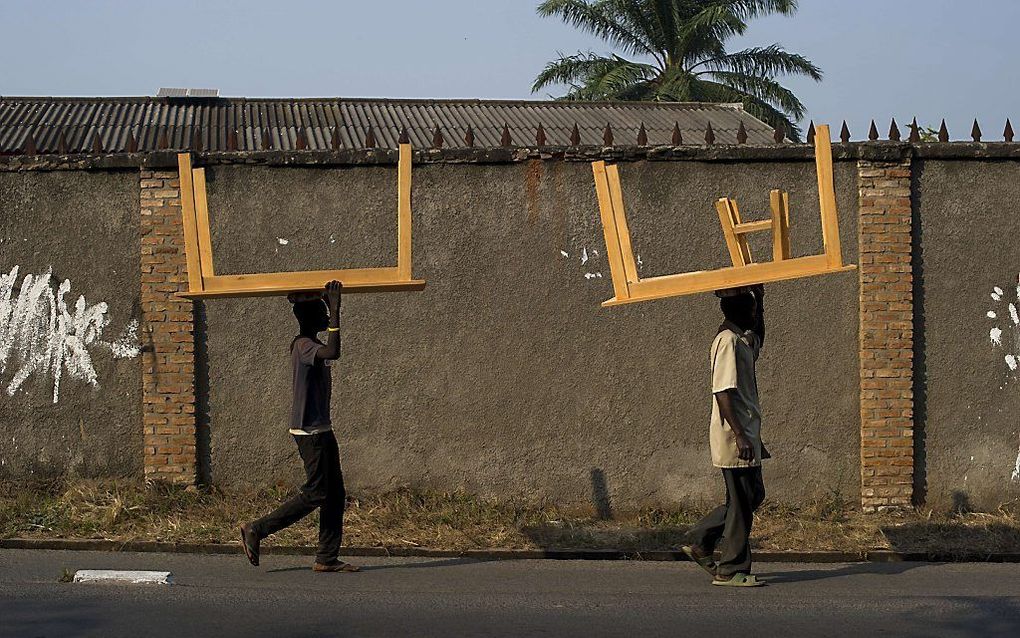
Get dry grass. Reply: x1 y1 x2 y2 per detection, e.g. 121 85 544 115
1 480 1018 555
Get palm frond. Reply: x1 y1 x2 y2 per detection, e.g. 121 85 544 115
696 44 822 80
706 70 807 119
537 0 659 58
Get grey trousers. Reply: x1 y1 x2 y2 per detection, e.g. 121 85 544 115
686 467 766 576
251 431 345 564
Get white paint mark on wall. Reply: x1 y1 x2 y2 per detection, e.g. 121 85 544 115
1011 304 1020 326
0 266 139 403
1012 445 1020 482
991 327 1003 346
1006 355 1017 371
580 247 589 265
988 311 998 319
328 234 336 244
584 272 603 280
276 237 289 246
992 286 1004 301
559 250 569 258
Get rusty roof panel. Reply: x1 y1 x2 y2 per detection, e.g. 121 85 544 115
0 96 778 154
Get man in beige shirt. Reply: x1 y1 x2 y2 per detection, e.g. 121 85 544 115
683 284 767 587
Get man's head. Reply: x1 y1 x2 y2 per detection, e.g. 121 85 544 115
293 299 329 333
720 291 758 331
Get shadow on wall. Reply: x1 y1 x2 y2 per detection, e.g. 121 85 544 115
911 161 929 506
195 300 212 485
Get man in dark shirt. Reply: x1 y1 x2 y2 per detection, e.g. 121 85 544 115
240 280 358 573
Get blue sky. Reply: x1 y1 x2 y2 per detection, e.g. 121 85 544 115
3 0 1016 139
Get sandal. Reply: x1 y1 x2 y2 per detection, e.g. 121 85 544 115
680 545 717 577
712 572 765 587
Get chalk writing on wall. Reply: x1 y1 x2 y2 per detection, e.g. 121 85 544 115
0 266 139 403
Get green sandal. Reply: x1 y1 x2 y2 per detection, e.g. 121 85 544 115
680 545 717 577
712 572 765 587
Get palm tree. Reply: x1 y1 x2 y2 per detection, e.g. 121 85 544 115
533 0 821 140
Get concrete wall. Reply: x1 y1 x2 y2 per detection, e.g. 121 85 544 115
200 159 859 507
916 160 1020 509
0 170 142 479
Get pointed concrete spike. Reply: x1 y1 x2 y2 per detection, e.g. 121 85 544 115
58 130 69 154
501 123 512 146
673 122 683 145
1005 119 1014 143
398 126 410 144
773 123 784 143
331 127 342 150
909 117 921 143
432 126 444 149
22 134 37 155
806 121 815 144
262 129 272 150
938 120 949 142
888 118 901 142
464 127 475 147
296 127 308 150
840 121 851 143
736 121 747 144
972 119 982 142
868 120 880 141
704 122 715 144
536 124 547 146
364 126 376 148
570 123 581 145
603 123 614 146
127 131 138 153
637 122 648 145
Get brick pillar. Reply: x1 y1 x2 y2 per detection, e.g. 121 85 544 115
140 170 197 483
858 158 914 512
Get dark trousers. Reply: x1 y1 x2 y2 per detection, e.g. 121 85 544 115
686 467 765 577
251 430 345 564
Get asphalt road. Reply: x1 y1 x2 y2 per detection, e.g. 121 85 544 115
1 549 1018 637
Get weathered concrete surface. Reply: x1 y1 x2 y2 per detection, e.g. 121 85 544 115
201 159 859 506
0 171 142 479
916 161 1020 509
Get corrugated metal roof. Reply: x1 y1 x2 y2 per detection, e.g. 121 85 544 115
0 96 777 154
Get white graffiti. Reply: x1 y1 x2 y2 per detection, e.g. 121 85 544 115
0 266 139 403
987 275 1020 374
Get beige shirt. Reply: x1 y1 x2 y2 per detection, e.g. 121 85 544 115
710 327 764 468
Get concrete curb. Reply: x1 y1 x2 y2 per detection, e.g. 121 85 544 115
3 538 1019 563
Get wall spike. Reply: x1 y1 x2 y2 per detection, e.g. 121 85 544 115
1005 119 1014 143
501 123 512 146
569 123 581 146
432 126 444 149
364 126 377 148
398 126 410 144
773 122 784 143
57 130 69 154
938 120 949 142
888 118 901 142
536 123 547 146
672 122 683 145
464 126 475 147
637 122 648 145
971 119 982 142
806 121 815 144
839 121 851 143
868 120 879 141
908 117 921 143
331 127 342 150
603 123 614 146
704 121 715 144
736 121 747 144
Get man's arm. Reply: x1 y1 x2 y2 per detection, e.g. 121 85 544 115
315 280 342 361
715 390 755 461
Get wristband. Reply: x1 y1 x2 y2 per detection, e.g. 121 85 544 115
327 327 340 332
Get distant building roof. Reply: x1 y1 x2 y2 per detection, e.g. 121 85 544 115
0 96 777 154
